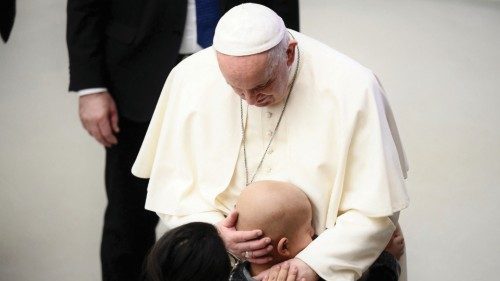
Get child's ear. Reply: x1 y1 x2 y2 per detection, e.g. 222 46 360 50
277 237 291 257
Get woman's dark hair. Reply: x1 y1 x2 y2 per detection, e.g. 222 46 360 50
145 222 231 281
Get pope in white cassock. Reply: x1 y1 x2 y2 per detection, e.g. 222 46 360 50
132 3 409 281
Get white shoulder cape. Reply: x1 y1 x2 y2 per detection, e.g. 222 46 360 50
132 30 409 229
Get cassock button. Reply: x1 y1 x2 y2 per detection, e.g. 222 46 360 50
267 167 272 173
266 112 273 118
267 130 273 137
267 149 274 155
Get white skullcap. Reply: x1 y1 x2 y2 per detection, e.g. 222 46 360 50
213 3 286 56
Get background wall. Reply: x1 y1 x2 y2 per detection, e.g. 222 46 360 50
1 0 499 280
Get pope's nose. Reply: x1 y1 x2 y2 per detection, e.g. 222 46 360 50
243 91 258 105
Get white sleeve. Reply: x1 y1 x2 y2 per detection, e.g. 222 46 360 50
77 87 108 96
296 73 407 280
296 210 396 281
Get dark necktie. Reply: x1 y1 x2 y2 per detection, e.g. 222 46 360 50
195 0 220 48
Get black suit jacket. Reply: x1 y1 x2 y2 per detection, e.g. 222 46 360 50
0 0 15 42
67 0 299 122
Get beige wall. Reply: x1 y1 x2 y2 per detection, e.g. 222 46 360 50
1 0 499 280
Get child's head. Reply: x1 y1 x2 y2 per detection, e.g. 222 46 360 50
145 222 231 281
236 180 315 264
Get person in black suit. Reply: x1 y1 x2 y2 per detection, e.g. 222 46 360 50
66 1 299 280
0 0 15 42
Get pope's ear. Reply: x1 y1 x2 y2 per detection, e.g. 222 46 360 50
286 39 298 66
277 237 291 257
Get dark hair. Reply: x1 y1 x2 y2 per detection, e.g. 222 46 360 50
145 222 231 281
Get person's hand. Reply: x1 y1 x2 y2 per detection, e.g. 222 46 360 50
79 92 119 147
263 262 304 281
254 258 318 281
385 224 405 260
216 210 273 264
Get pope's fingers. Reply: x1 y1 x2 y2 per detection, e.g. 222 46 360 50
289 258 319 281
268 265 281 281
285 266 298 281
217 219 262 242
249 244 273 258
227 228 264 244
233 235 270 252
253 269 269 281
393 236 404 245
276 263 290 281
247 255 273 265
221 210 239 228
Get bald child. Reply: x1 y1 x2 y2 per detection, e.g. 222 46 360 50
231 181 401 281
234 181 314 279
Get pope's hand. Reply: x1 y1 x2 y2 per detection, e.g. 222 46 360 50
216 210 273 264
262 262 304 281
254 258 318 281
79 92 119 147
385 224 405 260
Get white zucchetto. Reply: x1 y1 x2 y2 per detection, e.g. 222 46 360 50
213 3 286 56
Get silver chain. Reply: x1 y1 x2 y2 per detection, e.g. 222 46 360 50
240 41 300 186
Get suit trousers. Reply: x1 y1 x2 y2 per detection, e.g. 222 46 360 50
101 117 159 281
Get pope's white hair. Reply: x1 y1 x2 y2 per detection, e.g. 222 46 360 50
265 34 290 78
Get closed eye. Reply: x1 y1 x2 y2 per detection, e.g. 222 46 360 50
253 77 274 91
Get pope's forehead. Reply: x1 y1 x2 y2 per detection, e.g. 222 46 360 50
216 52 271 86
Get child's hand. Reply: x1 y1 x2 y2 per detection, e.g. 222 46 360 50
385 225 405 260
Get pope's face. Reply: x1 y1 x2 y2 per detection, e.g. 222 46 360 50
217 46 293 107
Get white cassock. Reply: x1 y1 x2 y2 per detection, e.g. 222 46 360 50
132 30 410 281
